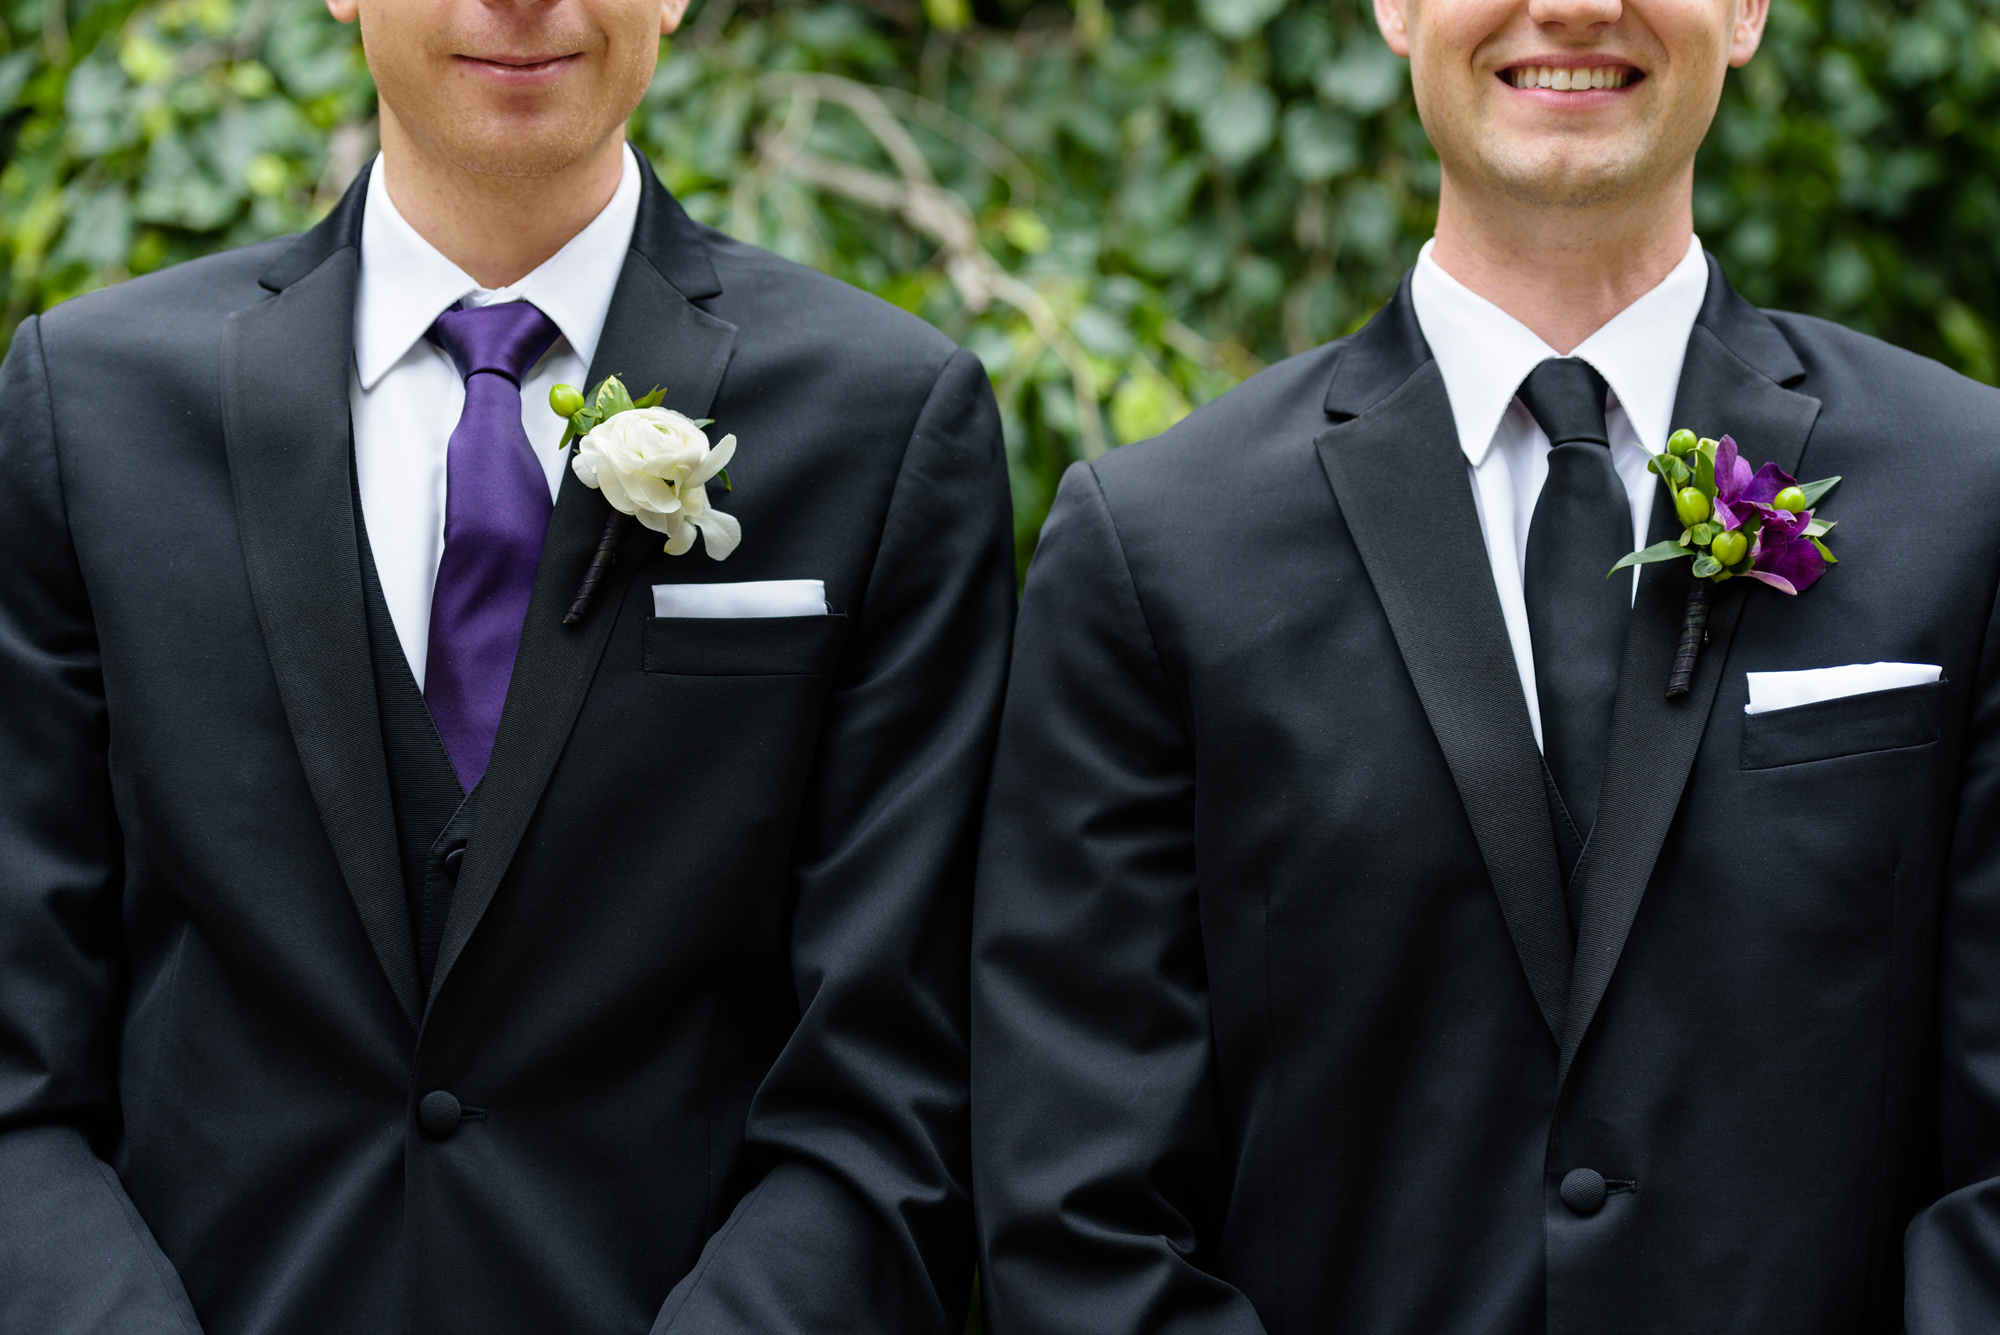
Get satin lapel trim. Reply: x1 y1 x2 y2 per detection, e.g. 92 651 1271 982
427 250 740 1011
222 249 422 1029
1557 321 1822 1084
1316 361 1573 1041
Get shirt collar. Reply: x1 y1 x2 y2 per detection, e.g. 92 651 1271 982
353 142 643 390
1410 233 1709 467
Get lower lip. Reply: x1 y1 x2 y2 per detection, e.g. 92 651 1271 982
1500 76 1640 108
455 53 581 87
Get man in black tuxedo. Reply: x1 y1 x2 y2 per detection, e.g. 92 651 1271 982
0 3 1011 1333
971 0 2000 1327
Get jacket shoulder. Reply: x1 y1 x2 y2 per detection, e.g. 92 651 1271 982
1766 308 2000 423
1092 338 1352 498
37 235 294 345
692 221 964 381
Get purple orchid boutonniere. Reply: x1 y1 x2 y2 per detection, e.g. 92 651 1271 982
1610 430 1841 698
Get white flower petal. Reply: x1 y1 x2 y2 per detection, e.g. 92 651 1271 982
698 507 741 560
663 521 698 556
691 434 736 485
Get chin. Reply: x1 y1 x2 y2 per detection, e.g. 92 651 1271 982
436 123 609 180
1483 144 1664 211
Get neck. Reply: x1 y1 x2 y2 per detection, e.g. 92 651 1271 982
376 105 627 290
1428 168 1694 354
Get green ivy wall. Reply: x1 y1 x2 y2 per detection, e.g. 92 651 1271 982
4 0 1998 571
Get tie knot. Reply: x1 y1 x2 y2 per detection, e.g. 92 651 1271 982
429 301 561 386
1517 357 1610 449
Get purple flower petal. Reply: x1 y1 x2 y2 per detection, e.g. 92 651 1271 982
1749 526 1826 594
1713 435 1753 503
1741 462 1798 508
1742 569 1800 595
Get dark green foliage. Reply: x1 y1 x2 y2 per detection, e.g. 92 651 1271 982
5 0 1999 572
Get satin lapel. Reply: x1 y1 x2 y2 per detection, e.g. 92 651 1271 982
1557 299 1822 1085
1317 356 1573 1042
427 245 739 1011
222 220 422 1028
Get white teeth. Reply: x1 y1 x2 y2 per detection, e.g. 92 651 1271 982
1511 65 1629 89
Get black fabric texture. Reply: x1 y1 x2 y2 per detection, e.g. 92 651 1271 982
356 489 471 994
1520 357 1626 873
0 159 1014 1335
972 255 2000 1335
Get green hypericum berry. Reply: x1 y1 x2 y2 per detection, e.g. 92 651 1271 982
549 384 586 418
1772 486 1807 512
1675 487 1712 525
1710 529 1749 567
1667 428 1699 457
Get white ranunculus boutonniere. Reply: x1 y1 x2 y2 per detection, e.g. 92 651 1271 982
547 375 741 624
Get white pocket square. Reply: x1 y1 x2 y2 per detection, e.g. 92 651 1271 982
1744 662 1941 715
652 580 827 619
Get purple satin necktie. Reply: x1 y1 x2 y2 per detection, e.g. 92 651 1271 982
424 301 562 791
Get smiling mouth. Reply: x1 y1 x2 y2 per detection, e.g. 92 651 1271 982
1505 65 1639 90
463 52 578 72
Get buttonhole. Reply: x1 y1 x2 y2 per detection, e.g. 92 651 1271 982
1605 1178 1637 1195
459 1105 488 1122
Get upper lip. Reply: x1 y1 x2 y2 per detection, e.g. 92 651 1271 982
1499 54 1641 72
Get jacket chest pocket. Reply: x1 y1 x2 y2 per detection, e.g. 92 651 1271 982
1740 679 1944 770
642 613 849 676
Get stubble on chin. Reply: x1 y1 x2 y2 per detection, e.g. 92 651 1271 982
1477 136 1667 211
419 109 615 181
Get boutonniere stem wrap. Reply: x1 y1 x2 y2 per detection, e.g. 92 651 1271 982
1611 430 1841 698
546 376 739 625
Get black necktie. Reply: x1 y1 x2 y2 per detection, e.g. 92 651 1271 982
1519 358 1627 895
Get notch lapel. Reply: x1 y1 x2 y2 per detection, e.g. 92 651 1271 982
427 174 739 1011
1556 262 1821 1084
222 170 423 1028
1316 293 1573 1042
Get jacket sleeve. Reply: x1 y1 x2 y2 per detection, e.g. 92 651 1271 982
0 317 206 1334
970 463 1268 1335
652 347 1015 1335
1907 569 2000 1330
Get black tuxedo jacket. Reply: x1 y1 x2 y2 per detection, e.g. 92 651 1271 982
971 261 2000 1334
0 160 1014 1335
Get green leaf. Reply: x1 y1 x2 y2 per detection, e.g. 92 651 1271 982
1608 540 1692 575
1693 447 1716 498
1810 537 1838 563
594 375 635 416
1688 522 1720 546
1804 517 1836 538
634 385 666 409
1691 554 1723 579
715 467 732 492
1797 476 1842 509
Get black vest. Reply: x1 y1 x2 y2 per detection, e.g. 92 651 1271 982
356 502 476 994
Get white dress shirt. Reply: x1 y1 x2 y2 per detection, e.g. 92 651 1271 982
350 144 643 690
1410 235 1709 748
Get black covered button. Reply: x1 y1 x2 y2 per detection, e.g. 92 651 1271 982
417 1089 463 1138
442 847 465 882
1560 1167 1608 1216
